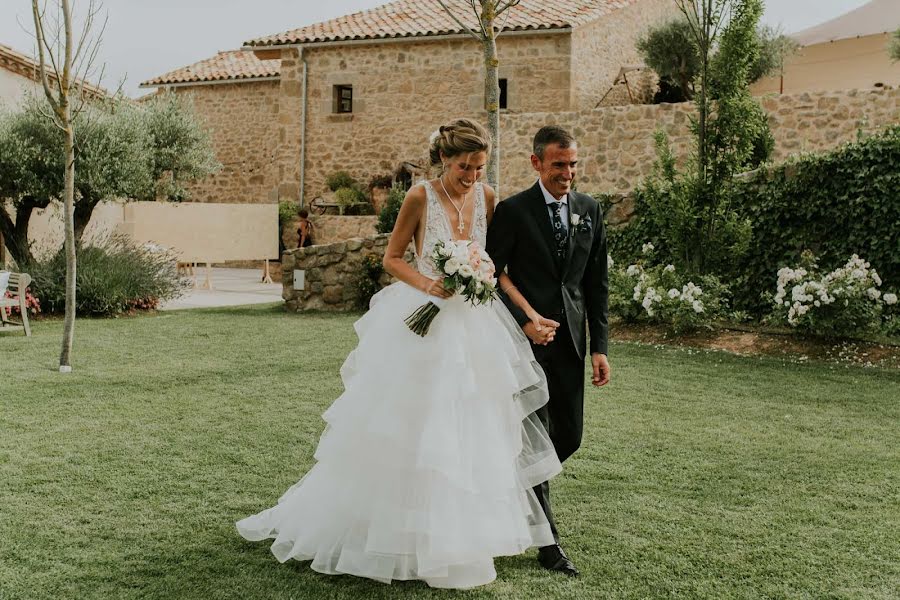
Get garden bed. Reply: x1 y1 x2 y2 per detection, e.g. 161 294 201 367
613 321 900 369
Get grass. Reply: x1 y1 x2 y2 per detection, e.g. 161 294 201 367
1 305 899 599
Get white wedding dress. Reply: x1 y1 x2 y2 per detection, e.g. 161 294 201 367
237 181 562 589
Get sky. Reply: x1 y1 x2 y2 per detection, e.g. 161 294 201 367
0 0 875 98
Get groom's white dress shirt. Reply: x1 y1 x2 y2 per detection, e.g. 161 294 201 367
538 178 568 232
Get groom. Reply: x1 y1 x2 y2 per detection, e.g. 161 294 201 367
486 125 610 577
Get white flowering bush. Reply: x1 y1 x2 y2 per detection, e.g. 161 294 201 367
769 252 897 337
610 254 727 333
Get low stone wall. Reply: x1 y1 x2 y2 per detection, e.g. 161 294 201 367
500 87 900 194
282 215 378 249
282 235 414 312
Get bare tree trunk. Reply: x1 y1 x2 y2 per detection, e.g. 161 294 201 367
31 0 84 372
60 116 76 368
437 0 520 196
481 4 501 192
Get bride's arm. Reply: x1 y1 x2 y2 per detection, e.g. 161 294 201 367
383 185 452 299
484 184 558 341
497 273 558 340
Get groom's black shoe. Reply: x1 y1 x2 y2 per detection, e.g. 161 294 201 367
538 544 579 577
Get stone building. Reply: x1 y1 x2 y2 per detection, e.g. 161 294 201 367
141 50 282 204
141 0 676 205
0 43 42 107
1 42 107 108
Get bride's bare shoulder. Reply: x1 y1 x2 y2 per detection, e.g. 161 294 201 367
402 183 428 209
480 183 496 205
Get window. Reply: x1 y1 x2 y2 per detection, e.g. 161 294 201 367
334 85 353 114
499 78 508 110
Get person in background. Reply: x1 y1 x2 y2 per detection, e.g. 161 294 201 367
297 209 314 248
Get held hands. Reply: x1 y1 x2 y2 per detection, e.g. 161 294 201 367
591 353 610 387
523 311 560 346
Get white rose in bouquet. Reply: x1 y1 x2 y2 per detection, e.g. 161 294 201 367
451 242 470 262
406 240 499 337
444 258 461 276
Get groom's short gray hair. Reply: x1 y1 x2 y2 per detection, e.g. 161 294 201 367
533 126 576 159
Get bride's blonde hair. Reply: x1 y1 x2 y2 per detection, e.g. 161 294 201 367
428 119 490 168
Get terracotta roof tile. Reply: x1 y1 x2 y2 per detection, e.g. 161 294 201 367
244 0 639 46
141 50 280 87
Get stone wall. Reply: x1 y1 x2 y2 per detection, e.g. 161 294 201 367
281 235 414 311
281 215 378 249
571 0 675 110
274 31 576 203
172 38 898 208
288 80 898 203
499 87 900 195
173 80 281 203
171 1 671 205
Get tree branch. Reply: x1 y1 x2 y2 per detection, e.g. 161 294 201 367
71 0 101 64
495 0 519 34
471 1 489 39
496 0 521 17
62 0 74 101
31 0 62 115
435 0 483 41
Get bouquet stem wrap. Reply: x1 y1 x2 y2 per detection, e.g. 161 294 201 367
404 299 442 337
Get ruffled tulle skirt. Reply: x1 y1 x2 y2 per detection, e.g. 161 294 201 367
236 282 562 589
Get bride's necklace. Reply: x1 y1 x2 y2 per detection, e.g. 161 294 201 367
439 176 470 236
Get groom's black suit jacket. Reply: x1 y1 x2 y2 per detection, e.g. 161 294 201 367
486 182 609 360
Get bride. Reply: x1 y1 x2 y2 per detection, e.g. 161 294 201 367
237 118 563 589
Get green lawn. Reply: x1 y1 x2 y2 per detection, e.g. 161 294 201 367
2 305 899 599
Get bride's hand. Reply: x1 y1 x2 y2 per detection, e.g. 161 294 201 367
424 277 453 299
524 311 560 345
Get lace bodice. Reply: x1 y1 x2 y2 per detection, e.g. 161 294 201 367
416 181 487 278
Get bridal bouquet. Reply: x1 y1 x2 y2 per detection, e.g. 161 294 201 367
405 240 498 336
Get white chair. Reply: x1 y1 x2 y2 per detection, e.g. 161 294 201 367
0 272 33 336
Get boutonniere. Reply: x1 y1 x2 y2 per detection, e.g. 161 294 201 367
571 213 592 233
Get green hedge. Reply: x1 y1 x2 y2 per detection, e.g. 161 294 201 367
603 125 900 316
730 125 900 314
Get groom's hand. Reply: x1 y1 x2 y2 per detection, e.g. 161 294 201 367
523 315 560 346
591 353 610 387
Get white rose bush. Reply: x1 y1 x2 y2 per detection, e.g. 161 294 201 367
609 247 727 333
769 251 898 337
405 240 498 336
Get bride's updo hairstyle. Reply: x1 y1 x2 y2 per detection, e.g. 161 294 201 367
428 118 491 168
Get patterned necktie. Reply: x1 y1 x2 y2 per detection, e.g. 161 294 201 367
551 202 568 263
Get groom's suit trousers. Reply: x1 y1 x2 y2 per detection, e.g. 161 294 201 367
531 315 585 543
